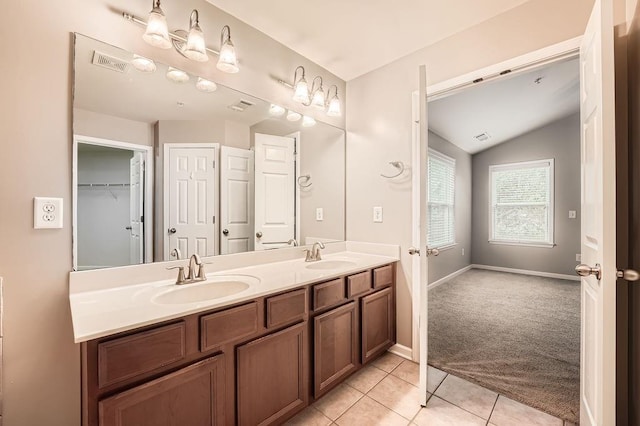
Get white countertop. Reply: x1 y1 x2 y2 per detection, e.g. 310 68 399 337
69 242 399 343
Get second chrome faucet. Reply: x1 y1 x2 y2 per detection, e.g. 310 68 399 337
305 242 325 262
167 253 207 285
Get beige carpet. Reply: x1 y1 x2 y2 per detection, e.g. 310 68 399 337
428 269 580 423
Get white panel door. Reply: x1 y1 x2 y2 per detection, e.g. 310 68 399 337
129 152 144 264
220 146 254 254
254 133 295 250
168 147 216 258
579 0 617 424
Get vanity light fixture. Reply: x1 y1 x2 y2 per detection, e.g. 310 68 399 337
181 10 208 62
310 76 326 110
196 77 217 92
269 104 286 116
292 66 310 104
326 85 341 117
302 115 316 127
286 110 302 121
166 67 189 83
131 55 157 73
143 0 172 49
217 26 239 73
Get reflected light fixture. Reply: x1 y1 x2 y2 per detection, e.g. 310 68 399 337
196 77 217 92
143 0 172 49
131 55 157 73
269 104 286 116
287 110 302 121
302 115 316 127
326 85 341 117
182 10 208 62
217 25 239 73
310 76 326 109
292 66 310 104
166 67 189 83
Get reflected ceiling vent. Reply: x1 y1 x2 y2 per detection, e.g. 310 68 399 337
228 99 254 112
474 132 491 142
92 51 129 73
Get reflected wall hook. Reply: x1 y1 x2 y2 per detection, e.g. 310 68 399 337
297 174 312 188
380 161 405 179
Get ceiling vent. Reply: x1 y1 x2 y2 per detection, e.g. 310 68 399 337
228 99 254 112
474 132 491 142
92 51 129 73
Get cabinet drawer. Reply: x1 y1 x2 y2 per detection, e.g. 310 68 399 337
313 278 346 311
347 271 372 297
266 288 308 329
98 322 186 389
373 264 394 289
201 302 259 352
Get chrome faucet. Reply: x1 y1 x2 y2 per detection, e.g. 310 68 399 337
288 238 299 247
304 241 325 262
167 253 207 285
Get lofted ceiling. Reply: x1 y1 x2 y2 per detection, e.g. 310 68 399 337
428 57 580 154
205 0 531 81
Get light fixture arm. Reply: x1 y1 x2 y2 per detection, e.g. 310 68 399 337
220 25 232 47
310 76 324 93
293 66 306 86
189 10 199 28
327 85 338 100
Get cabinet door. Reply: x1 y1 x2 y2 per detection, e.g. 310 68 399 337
361 287 395 364
314 302 357 397
237 322 308 426
99 354 225 426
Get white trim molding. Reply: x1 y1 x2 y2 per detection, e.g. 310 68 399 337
389 343 413 361
472 264 580 281
428 265 473 290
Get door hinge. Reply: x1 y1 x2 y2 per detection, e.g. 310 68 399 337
213 160 216 168
213 216 216 224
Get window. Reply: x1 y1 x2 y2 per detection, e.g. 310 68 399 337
489 159 554 247
428 149 455 248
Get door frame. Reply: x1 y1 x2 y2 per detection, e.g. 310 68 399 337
162 143 219 260
413 35 586 394
72 134 154 270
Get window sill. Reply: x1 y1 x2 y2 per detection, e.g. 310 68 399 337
488 240 555 249
430 243 457 252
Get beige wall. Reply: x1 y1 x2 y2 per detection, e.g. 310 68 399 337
0 0 343 424
346 0 594 348
74 108 154 147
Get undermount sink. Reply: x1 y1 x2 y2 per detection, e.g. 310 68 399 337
153 275 258 305
305 260 358 270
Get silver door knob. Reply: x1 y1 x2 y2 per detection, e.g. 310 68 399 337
256 231 263 238
168 227 177 234
426 248 440 257
125 226 132 230
408 247 420 255
222 229 229 236
575 263 602 280
617 269 640 281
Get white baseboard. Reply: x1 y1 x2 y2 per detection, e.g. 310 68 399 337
388 343 413 360
471 264 580 281
428 265 473 290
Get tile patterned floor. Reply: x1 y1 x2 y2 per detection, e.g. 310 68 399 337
287 352 575 426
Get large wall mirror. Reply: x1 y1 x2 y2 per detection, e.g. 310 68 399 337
72 34 346 271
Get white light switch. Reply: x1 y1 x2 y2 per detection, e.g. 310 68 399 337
34 197 63 229
569 210 577 219
373 206 383 223
316 207 324 221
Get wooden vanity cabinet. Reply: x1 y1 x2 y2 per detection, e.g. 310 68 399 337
361 286 395 364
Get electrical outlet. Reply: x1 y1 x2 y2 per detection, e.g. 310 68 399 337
316 207 324 221
576 253 582 262
569 210 577 219
373 206 383 223
34 197 63 229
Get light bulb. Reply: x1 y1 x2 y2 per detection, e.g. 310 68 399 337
143 1 171 49
166 67 189 83
196 77 217 92
131 55 156 73
286 111 302 121
269 104 286 116
183 11 208 62
293 79 309 104
311 87 326 109
302 116 316 127
327 95 341 117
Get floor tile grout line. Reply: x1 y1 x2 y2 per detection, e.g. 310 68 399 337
430 394 492 422
486 394 500 426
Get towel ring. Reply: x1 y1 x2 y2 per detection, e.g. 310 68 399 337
297 174 312 188
380 161 405 179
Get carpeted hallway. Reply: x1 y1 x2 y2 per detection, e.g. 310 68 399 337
428 268 580 424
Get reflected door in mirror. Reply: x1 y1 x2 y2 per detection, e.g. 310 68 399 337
221 146 255 254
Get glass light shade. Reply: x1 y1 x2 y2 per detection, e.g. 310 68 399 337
166 67 190 83
216 40 239 73
327 95 341 117
131 55 156 73
311 87 326 109
302 115 316 127
143 7 172 49
293 79 310 104
183 24 209 62
286 110 302 121
269 104 286 116
196 77 217 92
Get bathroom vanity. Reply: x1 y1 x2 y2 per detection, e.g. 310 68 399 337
70 245 398 426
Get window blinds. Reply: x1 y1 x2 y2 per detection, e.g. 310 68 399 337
490 159 554 245
428 150 455 248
